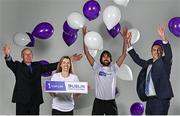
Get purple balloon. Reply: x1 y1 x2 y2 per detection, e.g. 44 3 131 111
26 32 35 47
153 39 163 46
32 22 54 39
63 32 77 46
83 0 101 21
107 23 121 38
130 102 144 115
168 17 180 37
63 21 79 35
39 60 52 77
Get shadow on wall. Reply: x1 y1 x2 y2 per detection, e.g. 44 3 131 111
74 89 95 110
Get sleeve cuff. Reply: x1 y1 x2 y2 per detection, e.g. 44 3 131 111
5 55 12 61
127 46 134 52
162 40 168 44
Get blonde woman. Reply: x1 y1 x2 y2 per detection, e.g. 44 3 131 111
50 56 80 115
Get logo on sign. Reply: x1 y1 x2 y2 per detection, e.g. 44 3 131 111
68 84 85 90
45 81 66 91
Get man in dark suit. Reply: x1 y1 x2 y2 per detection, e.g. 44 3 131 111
123 25 174 115
3 45 82 115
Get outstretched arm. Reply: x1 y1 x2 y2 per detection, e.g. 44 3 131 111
124 27 149 68
116 27 130 67
3 44 17 73
82 26 95 66
41 53 83 73
3 44 11 57
70 53 83 62
158 25 172 63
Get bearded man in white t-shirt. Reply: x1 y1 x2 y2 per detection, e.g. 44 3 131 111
82 26 131 115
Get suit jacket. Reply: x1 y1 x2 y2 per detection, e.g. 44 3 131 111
128 43 174 101
5 57 58 104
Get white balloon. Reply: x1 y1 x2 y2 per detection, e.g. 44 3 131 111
88 49 98 58
13 33 31 46
113 0 130 7
67 12 85 29
116 64 133 81
129 28 140 44
99 44 103 50
103 6 121 30
84 31 103 50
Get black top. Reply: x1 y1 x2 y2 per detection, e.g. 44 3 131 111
5 57 58 104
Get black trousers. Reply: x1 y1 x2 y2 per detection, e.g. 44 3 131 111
52 109 73 115
16 103 40 115
92 98 118 115
145 96 170 115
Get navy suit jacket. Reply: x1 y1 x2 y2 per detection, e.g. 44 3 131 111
5 57 58 104
128 43 174 101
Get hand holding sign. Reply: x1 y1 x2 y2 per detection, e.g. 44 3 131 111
45 81 88 94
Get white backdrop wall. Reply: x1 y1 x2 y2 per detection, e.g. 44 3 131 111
0 0 180 115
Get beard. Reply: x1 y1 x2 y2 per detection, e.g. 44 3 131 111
101 60 111 66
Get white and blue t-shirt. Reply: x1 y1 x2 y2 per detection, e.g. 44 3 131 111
51 73 79 112
93 62 119 100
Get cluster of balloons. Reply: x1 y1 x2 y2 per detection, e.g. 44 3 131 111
62 0 136 51
130 102 144 115
168 17 180 37
103 5 121 39
62 12 85 46
13 22 54 47
62 0 101 47
103 0 129 38
83 0 102 57
39 60 52 77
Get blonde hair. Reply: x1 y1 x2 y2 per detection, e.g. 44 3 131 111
56 56 74 74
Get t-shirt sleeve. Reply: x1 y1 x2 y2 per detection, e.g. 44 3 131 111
92 62 100 71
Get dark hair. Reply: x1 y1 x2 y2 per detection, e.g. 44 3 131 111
100 50 112 64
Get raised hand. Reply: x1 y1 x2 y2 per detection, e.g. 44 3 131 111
3 44 11 57
70 53 83 62
121 27 132 48
158 25 168 42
